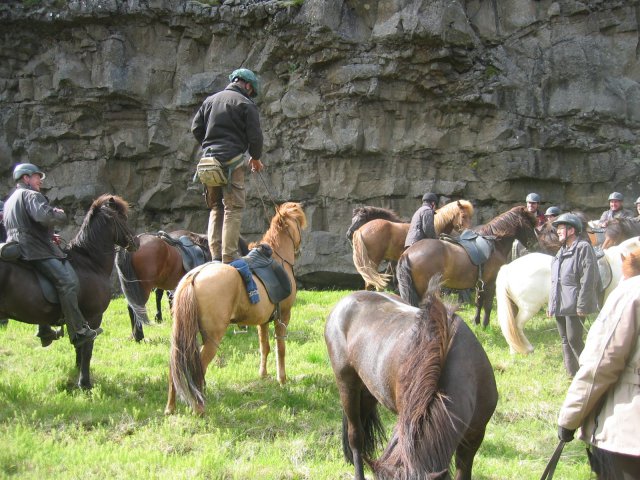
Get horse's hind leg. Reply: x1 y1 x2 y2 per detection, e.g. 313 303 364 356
453 427 487 480
154 289 164 322
274 310 290 385
128 304 144 342
257 323 270 379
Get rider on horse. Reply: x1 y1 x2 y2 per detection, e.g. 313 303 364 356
404 192 438 248
3 163 101 347
597 192 634 227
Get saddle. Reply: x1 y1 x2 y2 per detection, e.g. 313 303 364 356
242 244 292 304
0 255 60 305
156 231 210 272
440 229 496 266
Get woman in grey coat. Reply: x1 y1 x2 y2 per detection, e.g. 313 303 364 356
548 213 600 377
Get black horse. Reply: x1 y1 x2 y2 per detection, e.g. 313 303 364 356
325 281 498 479
0 195 137 388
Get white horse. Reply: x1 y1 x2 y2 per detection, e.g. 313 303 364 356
496 236 640 354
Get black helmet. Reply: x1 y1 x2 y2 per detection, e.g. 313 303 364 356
13 163 45 181
545 206 561 216
608 192 624 201
422 192 438 204
552 213 582 233
526 192 541 203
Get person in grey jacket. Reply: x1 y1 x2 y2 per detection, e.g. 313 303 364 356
191 68 264 263
404 192 438 248
3 163 101 347
597 192 633 227
548 213 601 377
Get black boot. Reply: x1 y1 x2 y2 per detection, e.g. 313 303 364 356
72 325 103 347
37 325 64 347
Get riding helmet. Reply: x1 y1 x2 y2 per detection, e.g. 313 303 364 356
635 196 640 205
544 206 562 216
12 163 45 181
526 192 541 203
552 213 582 233
608 192 624 201
229 68 260 97
422 192 438 204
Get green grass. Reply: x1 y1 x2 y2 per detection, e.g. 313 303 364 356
0 291 590 479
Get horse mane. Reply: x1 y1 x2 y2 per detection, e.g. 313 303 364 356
355 206 403 224
607 216 640 234
255 202 307 251
478 205 535 238
622 247 640 279
374 277 458 477
435 200 473 231
68 195 129 249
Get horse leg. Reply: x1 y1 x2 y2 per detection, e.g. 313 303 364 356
338 379 368 480
75 341 94 390
453 426 487 480
482 283 496 328
257 323 270 379
165 369 177 415
274 312 290 385
194 334 223 415
154 289 164 322
128 304 144 342
473 288 482 325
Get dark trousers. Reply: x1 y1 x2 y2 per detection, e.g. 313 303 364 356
589 446 640 480
32 257 86 342
555 315 584 376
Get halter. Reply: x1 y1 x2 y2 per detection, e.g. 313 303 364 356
103 205 138 252
272 216 302 269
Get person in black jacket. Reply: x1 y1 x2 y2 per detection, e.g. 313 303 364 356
191 68 264 263
404 192 438 248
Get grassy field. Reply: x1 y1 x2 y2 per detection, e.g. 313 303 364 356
0 290 591 479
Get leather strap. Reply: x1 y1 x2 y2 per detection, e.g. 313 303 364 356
540 440 565 480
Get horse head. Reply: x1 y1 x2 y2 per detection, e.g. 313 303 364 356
454 200 474 231
88 195 138 252
346 206 403 241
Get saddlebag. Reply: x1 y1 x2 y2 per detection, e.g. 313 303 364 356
0 241 21 261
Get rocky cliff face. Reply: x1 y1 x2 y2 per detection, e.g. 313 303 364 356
1 0 639 287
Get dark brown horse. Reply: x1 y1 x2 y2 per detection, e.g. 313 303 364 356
346 206 405 241
325 282 498 480
115 231 248 341
397 206 538 327
0 195 137 388
602 217 640 249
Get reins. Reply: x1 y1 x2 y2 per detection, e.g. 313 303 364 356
539 440 566 480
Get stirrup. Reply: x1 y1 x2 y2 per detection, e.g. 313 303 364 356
233 325 249 334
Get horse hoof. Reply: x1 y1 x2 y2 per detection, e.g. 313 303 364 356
164 407 175 416
78 381 93 390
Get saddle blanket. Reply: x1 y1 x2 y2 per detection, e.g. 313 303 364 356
231 244 292 305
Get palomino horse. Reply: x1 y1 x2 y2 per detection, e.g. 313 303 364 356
325 282 498 480
351 200 474 290
115 231 248 341
397 206 538 327
165 202 307 415
0 195 137 388
496 236 640 354
602 217 640 249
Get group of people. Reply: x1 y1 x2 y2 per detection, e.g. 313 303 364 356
1 66 638 478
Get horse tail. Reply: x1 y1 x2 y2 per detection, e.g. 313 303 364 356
115 248 151 327
352 229 391 291
374 279 458 477
341 402 386 467
397 254 420 307
169 271 205 411
496 266 534 355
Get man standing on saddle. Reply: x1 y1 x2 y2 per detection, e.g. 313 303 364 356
404 192 438 248
525 192 545 230
597 192 633 227
3 163 101 347
548 213 600 377
192 68 264 263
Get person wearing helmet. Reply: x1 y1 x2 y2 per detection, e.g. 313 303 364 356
3 163 102 347
544 206 562 223
548 213 601 377
191 68 264 263
525 192 545 230
634 196 640 220
404 192 438 248
597 192 633 227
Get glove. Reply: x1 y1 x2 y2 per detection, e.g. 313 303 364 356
558 426 575 442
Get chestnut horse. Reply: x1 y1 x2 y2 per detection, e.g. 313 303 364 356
0 195 137 388
165 202 307 415
115 231 248 341
602 217 640 249
351 200 474 291
397 206 538 327
325 282 498 480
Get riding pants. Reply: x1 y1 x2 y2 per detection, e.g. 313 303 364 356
206 160 246 263
555 315 584 376
32 257 88 343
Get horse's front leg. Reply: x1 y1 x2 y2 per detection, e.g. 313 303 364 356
257 323 270 378
482 283 496 328
154 289 164 323
473 288 482 325
274 310 290 385
75 341 94 390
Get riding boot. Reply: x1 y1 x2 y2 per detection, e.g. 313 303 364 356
222 208 243 264
562 342 579 377
36 324 64 347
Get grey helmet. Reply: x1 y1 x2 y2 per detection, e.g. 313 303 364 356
525 192 541 203
421 192 438 204
544 206 562 216
608 192 624 201
552 213 583 233
635 196 640 205
13 163 45 181
229 68 260 97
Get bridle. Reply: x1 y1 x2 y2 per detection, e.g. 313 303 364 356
272 217 302 269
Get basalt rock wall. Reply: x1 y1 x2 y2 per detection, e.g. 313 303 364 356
1 0 639 288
